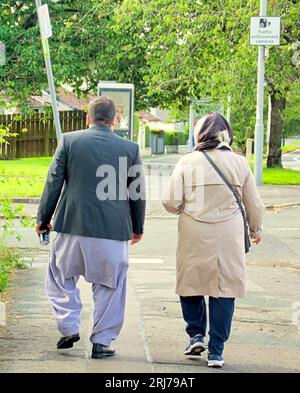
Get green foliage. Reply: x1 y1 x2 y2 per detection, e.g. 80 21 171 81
0 122 18 144
283 84 300 137
145 125 151 148
0 198 34 241
111 0 300 145
164 131 188 146
0 244 26 292
0 125 11 144
0 1 123 101
0 0 299 150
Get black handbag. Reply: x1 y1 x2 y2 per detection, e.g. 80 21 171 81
202 151 251 254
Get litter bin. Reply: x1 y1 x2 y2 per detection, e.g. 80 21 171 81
150 131 165 154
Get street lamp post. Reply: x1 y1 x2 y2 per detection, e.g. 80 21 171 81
35 0 62 142
0 42 6 66
254 0 267 186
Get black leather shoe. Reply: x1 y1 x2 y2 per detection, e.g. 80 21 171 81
92 344 116 359
57 334 80 349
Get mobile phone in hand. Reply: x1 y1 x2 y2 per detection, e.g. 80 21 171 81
39 230 50 246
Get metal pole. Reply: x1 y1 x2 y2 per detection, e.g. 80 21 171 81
35 0 62 142
254 0 267 186
189 101 195 151
227 93 232 123
266 94 272 156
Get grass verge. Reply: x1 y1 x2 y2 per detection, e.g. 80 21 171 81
282 142 300 154
262 167 300 185
0 157 51 197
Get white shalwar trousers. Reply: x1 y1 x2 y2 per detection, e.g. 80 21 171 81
45 233 128 347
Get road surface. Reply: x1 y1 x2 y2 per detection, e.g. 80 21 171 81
1 205 300 373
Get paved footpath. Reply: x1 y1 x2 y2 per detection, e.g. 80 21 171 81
1 207 300 373
1 154 300 373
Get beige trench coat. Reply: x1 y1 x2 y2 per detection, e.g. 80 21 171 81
162 144 264 299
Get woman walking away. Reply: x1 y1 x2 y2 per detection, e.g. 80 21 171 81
162 112 264 369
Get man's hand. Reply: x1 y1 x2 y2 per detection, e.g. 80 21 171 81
252 233 262 245
131 233 143 245
35 223 52 235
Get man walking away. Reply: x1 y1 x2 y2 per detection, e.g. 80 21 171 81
35 97 146 359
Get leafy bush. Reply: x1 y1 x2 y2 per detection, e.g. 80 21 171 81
145 126 151 147
0 244 26 292
164 131 188 146
0 197 34 241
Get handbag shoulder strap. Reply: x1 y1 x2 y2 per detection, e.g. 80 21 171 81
202 151 248 224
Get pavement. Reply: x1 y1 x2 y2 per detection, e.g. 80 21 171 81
1 209 300 372
1 152 300 373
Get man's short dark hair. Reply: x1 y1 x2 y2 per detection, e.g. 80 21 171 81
88 96 116 126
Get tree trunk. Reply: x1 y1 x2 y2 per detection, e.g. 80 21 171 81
267 94 286 168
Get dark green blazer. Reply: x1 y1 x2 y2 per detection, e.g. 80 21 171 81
37 125 146 240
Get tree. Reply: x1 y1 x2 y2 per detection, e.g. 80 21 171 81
1 0 299 164
283 84 300 138
264 1 300 166
111 0 300 160
0 1 124 103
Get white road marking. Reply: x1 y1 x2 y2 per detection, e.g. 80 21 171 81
129 258 164 264
272 228 300 231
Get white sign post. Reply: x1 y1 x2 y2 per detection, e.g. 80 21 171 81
251 2 281 186
35 1 62 142
250 17 281 46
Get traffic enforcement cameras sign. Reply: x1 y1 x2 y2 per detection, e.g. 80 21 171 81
38 4 53 40
250 17 281 46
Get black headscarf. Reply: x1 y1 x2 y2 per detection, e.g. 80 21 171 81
194 112 234 152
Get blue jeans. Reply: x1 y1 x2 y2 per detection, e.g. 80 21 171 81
180 296 235 357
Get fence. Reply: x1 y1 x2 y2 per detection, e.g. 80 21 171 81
0 110 87 159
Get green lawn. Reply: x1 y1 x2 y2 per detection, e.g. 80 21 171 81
262 167 300 185
0 157 51 197
0 156 299 197
282 141 300 154
0 157 52 177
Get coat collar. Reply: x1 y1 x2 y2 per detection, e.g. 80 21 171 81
216 141 233 151
88 125 113 133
